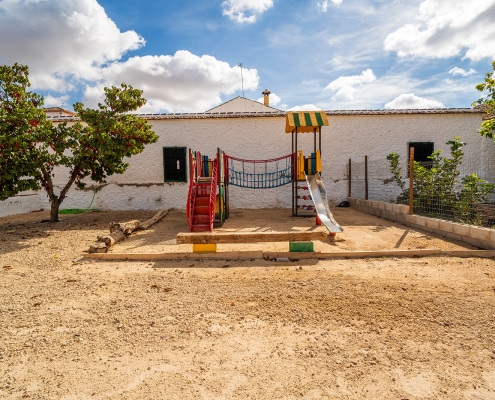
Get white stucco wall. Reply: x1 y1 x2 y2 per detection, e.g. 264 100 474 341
1 111 493 217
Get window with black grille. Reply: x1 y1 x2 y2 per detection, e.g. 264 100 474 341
409 142 434 166
163 147 187 182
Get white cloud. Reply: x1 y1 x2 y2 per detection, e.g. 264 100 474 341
384 0 495 61
317 1 329 12
221 0 273 23
449 67 476 76
0 0 144 91
43 95 70 108
83 52 259 113
317 0 343 12
0 0 260 113
384 93 445 109
324 69 376 100
257 92 281 106
287 104 323 111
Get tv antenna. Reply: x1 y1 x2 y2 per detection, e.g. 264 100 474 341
238 63 244 97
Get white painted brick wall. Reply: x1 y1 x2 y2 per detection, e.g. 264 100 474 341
2 112 493 217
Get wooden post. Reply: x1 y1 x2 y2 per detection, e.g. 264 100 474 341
292 131 294 216
348 159 352 198
364 155 368 200
319 126 322 176
295 127 298 216
409 147 414 215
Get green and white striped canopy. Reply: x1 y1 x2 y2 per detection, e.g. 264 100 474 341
285 111 329 133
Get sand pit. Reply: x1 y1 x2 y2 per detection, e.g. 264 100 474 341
110 208 476 255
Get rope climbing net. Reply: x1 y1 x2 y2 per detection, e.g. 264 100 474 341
226 153 295 189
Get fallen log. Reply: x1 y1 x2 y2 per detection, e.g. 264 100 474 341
138 209 171 230
109 220 140 235
88 242 108 254
87 209 171 253
98 230 126 247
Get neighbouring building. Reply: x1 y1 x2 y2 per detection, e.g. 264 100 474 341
0 98 492 218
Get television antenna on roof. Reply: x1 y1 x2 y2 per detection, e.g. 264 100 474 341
238 62 244 98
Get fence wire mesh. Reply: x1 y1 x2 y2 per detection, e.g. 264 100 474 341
350 157 495 227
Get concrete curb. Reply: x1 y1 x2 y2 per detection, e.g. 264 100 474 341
348 197 495 250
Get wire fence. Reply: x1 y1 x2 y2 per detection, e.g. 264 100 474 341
349 157 495 227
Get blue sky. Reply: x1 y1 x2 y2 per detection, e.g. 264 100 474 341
0 0 494 112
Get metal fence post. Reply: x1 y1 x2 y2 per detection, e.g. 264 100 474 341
348 159 352 198
365 156 368 200
409 147 414 215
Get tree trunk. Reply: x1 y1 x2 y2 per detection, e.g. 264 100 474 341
50 198 60 223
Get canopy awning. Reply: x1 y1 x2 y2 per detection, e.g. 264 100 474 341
285 111 329 133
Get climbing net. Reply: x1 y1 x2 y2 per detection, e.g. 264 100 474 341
226 153 295 189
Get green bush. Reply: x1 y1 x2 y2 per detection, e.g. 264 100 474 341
387 137 494 225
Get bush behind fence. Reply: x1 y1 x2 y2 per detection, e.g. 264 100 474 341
349 157 495 227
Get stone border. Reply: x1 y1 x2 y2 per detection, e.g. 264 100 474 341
348 197 495 250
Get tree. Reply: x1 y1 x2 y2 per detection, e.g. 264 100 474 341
473 60 495 139
0 63 50 199
0 63 159 222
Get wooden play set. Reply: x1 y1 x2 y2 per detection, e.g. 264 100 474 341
184 112 343 253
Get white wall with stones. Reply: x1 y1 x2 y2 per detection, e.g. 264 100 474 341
1 110 492 218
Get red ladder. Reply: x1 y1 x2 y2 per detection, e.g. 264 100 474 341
186 155 218 232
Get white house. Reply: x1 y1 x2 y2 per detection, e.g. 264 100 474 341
0 97 492 218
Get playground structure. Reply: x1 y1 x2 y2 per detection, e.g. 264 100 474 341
185 111 343 251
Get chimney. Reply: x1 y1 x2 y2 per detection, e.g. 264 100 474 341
262 89 271 107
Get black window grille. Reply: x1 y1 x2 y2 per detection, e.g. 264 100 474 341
409 142 434 169
163 147 187 182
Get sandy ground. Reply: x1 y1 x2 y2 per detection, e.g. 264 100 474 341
113 208 476 254
1 208 495 399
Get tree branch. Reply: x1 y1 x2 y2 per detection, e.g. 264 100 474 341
58 168 79 205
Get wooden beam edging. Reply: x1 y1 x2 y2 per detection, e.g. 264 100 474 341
264 249 442 259
82 251 264 261
176 230 328 244
82 248 495 262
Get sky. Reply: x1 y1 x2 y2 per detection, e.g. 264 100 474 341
0 0 494 113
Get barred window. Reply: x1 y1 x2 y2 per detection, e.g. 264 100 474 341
409 142 434 166
163 147 187 182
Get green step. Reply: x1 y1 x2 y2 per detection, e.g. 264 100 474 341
289 241 314 252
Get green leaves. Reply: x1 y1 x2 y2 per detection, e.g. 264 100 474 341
472 60 495 139
71 84 158 188
387 137 494 225
0 63 51 200
1 64 158 222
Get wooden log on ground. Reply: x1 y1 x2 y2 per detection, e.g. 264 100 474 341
109 220 141 235
88 242 108 254
87 209 171 254
176 230 328 244
98 230 126 247
138 209 170 230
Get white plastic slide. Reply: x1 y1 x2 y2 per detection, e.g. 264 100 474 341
305 173 344 233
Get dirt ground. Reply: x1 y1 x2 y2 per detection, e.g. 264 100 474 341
1 208 495 399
